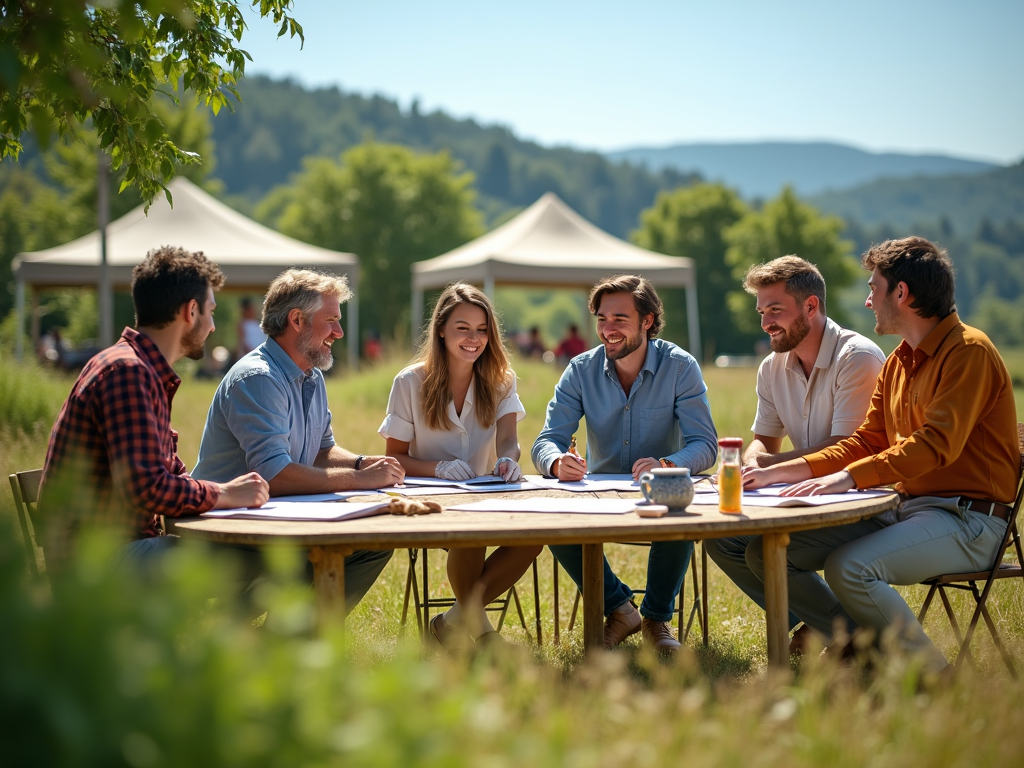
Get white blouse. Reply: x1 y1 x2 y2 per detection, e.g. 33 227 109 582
378 363 526 476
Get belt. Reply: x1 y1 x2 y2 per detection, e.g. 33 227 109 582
960 496 1013 522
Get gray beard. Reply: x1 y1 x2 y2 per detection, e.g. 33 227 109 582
297 327 334 370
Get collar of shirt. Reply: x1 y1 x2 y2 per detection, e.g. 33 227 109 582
120 327 180 400
894 312 960 376
783 316 843 376
262 335 314 386
601 340 659 393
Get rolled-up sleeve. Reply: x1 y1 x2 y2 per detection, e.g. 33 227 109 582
750 358 785 438
497 376 526 422
379 371 417 442
223 372 298 481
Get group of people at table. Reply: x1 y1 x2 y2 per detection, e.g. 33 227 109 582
37 236 1019 674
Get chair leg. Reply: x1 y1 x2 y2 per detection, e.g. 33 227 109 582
421 548 431 634
510 585 531 641
979 602 1018 678
937 585 965 646
553 556 561 645
568 590 581 633
400 548 416 636
917 582 939 623
700 543 709 646
532 558 543 646
495 587 512 631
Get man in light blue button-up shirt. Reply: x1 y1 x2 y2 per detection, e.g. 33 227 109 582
532 275 717 654
195 269 404 611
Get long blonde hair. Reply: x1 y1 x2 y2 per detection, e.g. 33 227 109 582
418 283 513 431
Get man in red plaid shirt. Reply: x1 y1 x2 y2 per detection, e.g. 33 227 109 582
38 246 269 575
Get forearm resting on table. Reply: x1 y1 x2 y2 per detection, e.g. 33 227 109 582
385 438 440 477
268 461 371 495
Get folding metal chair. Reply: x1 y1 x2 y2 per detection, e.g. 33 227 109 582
400 548 544 644
9 469 45 579
917 422 1024 677
553 541 709 646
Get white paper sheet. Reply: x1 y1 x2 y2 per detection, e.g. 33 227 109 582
388 480 542 495
528 474 640 493
401 474 508 488
268 491 381 503
202 500 391 521
449 498 639 514
687 487 894 507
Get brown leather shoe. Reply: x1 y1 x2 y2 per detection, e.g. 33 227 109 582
789 624 815 657
641 618 681 655
604 601 641 648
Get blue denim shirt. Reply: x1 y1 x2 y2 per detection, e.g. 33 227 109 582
531 339 718 476
193 337 335 483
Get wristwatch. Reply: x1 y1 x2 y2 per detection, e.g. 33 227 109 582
354 454 366 470
659 458 676 468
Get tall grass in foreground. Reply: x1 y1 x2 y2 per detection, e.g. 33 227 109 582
3 524 1023 768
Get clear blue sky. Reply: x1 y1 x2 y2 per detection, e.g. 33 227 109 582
238 0 1023 164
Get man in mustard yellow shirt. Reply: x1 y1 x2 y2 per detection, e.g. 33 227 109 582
743 236 1019 672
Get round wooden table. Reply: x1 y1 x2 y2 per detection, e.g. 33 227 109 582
170 488 898 669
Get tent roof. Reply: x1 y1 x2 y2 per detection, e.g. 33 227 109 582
412 192 693 290
14 177 358 289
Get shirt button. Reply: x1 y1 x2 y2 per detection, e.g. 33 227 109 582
625 440 629 445
625 405 630 411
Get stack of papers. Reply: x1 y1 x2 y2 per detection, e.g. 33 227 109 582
390 476 542 495
449 498 640 515
529 474 640 493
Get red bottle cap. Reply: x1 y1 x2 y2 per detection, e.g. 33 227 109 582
718 437 743 449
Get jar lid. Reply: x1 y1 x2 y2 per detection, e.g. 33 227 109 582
718 437 743 448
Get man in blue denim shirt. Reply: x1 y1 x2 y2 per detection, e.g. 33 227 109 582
532 275 718 653
195 269 404 611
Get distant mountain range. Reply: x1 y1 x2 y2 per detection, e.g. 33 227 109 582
606 142 999 200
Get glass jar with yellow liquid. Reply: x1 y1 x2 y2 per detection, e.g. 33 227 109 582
717 437 743 513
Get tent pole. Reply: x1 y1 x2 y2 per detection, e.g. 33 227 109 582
97 150 113 348
685 281 702 362
347 289 359 371
14 276 25 362
411 285 423 349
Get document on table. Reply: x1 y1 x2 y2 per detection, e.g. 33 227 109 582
402 475 508 487
449 498 640 514
267 491 381 503
687 487 894 507
202 500 392 521
388 479 542 495
528 474 641 493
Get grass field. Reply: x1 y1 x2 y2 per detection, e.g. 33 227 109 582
3 348 1024 766
4 350 1021 676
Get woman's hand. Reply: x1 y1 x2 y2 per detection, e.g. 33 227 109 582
493 457 524 482
435 459 476 481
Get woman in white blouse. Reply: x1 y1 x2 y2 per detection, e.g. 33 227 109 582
379 283 541 648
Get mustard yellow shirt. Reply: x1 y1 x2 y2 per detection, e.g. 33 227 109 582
804 313 1019 504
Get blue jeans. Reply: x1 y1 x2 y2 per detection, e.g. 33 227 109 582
549 540 693 622
116 536 392 614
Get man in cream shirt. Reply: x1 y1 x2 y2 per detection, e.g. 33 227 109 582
705 256 885 650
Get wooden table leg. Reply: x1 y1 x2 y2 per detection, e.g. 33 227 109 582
581 543 605 650
309 545 352 636
762 532 791 671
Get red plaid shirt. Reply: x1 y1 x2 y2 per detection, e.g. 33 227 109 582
39 327 220 570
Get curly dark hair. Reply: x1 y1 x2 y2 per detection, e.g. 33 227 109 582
132 246 225 328
861 237 955 320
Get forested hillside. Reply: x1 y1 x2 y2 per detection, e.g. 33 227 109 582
209 76 698 237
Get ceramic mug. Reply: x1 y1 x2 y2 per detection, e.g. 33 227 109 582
638 467 694 509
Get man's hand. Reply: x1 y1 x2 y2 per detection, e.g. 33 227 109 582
741 466 776 490
216 472 269 509
359 456 406 488
553 453 586 481
780 470 855 497
631 457 660 480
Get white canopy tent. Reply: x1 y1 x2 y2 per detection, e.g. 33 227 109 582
411 192 701 358
13 177 361 369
